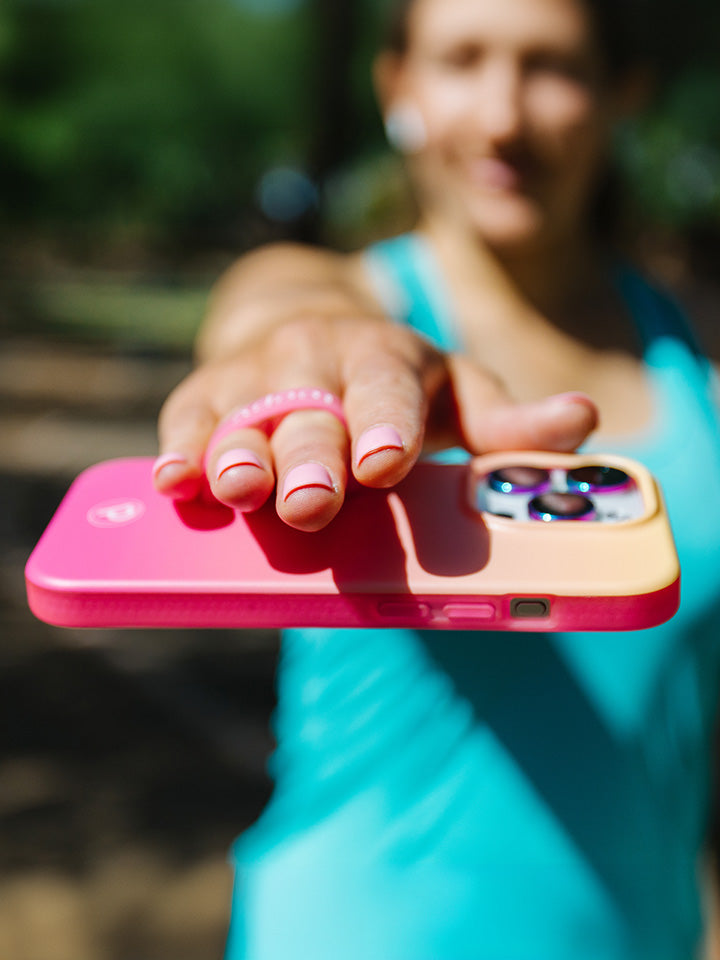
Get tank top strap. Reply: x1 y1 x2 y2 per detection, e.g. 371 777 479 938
612 263 719 429
613 264 711 367
363 233 461 351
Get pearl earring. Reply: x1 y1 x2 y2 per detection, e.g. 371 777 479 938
384 101 428 154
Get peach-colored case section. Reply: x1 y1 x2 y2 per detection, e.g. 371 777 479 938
25 454 679 632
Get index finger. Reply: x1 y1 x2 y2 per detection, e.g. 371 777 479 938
341 329 444 487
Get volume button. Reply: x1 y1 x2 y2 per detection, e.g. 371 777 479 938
443 603 495 623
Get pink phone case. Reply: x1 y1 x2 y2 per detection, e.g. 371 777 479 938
25 452 680 632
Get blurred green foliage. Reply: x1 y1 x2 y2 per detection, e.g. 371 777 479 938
1 0 720 259
0 0 316 250
620 68 720 227
27 275 211 348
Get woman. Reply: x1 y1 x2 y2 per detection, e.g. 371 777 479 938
155 0 720 956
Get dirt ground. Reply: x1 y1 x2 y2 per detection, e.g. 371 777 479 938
0 337 278 960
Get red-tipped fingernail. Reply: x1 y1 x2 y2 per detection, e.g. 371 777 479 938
544 392 594 407
282 463 335 501
152 454 201 501
355 425 404 466
215 448 265 482
152 452 188 479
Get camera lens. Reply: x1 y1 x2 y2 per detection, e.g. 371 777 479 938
488 466 551 494
567 466 631 494
529 492 596 521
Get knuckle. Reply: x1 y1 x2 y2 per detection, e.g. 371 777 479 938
180 405 218 437
347 361 417 399
453 354 509 400
271 418 346 476
265 315 329 357
159 392 216 440
347 322 440 375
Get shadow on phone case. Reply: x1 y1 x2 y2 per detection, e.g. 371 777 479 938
174 497 235 530
239 463 491 599
393 463 490 578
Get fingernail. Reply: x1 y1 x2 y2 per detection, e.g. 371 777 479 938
152 454 201 501
282 463 335 501
153 452 188 479
355 425 404 466
215 448 265 481
544 392 594 407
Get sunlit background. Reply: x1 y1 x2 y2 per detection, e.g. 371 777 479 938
2 1 720 958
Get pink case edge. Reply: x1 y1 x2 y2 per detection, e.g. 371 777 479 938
26 578 680 632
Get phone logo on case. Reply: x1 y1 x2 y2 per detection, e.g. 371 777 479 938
87 499 146 528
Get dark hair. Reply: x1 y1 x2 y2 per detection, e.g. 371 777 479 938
382 0 650 79
383 0 413 55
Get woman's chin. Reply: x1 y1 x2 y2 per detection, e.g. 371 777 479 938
465 204 546 251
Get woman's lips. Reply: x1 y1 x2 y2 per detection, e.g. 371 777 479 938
466 157 525 192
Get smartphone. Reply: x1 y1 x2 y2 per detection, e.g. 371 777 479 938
25 452 679 632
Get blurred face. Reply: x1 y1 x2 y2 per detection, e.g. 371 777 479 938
380 0 625 250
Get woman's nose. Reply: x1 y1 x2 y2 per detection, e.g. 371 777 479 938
471 60 524 144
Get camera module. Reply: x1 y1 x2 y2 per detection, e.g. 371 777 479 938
528 492 596 521
566 466 631 494
488 466 551 495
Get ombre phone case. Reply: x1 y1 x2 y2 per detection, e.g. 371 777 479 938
25 452 679 632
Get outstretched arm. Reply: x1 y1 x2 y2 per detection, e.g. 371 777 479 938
155 242 598 531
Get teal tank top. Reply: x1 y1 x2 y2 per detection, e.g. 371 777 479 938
225 235 720 960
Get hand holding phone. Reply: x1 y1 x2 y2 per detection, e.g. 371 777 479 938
25 451 679 632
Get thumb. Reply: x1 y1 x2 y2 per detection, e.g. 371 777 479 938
447 354 599 453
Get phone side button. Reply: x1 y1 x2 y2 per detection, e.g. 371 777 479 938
443 603 496 623
378 601 432 619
